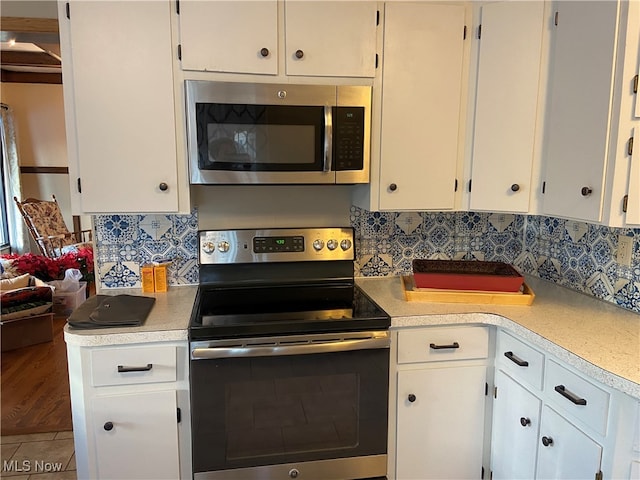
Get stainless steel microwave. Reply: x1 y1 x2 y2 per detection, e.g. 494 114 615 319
185 80 371 185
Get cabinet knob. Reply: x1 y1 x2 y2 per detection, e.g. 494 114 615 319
581 186 592 196
389 183 398 192
103 421 114 431
260 47 269 57
541 436 553 447
520 417 531 427
407 394 416 403
159 182 168 191
511 184 520 192
295 49 304 59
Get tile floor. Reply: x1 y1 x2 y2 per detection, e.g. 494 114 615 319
0 432 75 479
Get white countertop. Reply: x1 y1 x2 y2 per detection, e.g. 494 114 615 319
63 285 198 346
356 275 640 399
63 276 639 399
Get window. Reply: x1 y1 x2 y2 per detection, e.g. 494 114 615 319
0 120 11 249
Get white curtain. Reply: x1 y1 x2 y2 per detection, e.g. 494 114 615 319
1 103 28 254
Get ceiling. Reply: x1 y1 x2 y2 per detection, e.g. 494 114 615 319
1 17 62 84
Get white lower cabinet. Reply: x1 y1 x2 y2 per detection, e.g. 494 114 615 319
92 390 180 479
67 341 191 480
392 326 489 480
536 405 602 480
491 370 541 480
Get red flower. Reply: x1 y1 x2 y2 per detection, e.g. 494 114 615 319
1 247 94 282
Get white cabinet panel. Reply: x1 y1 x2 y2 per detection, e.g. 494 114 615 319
491 370 542 480
93 390 180 479
397 326 488 364
284 1 377 78
542 1 619 222
62 1 179 213
470 1 544 213
178 1 278 75
378 2 465 211
536 405 602 480
396 365 486 480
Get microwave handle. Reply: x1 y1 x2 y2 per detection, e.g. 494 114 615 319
324 106 333 172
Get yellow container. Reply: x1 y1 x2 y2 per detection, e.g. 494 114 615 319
141 265 155 293
153 264 168 292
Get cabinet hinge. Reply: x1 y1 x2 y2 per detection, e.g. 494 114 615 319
176 0 180 14
77 178 82 193
468 179 472 192
177 44 182 61
484 382 488 396
481 466 485 479
542 181 546 194
490 470 493 480
463 25 467 40
177 407 181 423
65 2 70 19
554 11 559 26
455 178 458 192
628 136 634 156
595 470 603 480
375 54 379 69
633 74 639 94
376 10 380 26
493 386 498 399
623 194 628 213
477 24 482 39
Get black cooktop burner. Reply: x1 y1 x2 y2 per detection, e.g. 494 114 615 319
189 283 390 340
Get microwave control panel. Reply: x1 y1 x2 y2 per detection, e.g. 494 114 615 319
333 107 364 171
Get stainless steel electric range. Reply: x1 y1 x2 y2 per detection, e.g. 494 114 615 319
189 227 390 480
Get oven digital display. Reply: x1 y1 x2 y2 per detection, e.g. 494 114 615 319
253 236 304 253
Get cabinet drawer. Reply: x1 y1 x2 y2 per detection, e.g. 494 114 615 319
91 345 177 387
496 330 545 390
397 326 488 364
545 359 610 436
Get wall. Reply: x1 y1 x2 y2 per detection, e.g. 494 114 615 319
92 205 640 314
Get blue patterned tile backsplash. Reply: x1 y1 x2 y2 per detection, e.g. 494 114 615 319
93 206 640 314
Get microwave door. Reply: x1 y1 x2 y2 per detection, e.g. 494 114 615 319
335 86 371 184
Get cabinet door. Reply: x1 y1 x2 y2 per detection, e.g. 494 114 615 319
379 3 465 210
284 1 377 77
536 405 602 480
63 1 178 213
93 390 180 479
396 365 486 480
542 1 619 222
178 1 278 74
470 1 544 213
491 370 542 480
626 127 640 225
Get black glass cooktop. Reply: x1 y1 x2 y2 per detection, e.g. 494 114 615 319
189 283 390 340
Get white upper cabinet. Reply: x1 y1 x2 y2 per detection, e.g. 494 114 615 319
469 1 544 213
177 1 377 78
626 127 640 225
284 2 377 77
372 2 467 211
178 1 278 75
542 1 638 224
59 0 183 214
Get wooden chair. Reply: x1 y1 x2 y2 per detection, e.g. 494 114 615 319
13 195 93 258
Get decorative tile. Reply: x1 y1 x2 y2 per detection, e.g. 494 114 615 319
586 272 615 301
455 211 487 236
98 261 140 289
540 216 566 240
139 214 173 241
566 220 588 243
614 280 640 310
395 212 423 235
94 215 139 244
488 213 515 233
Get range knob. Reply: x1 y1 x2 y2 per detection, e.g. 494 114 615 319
202 241 215 254
312 239 325 251
340 239 352 251
218 241 230 253
327 239 338 251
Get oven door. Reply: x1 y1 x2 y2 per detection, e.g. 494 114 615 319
186 81 336 185
190 331 389 480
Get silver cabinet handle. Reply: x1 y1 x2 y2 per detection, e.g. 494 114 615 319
323 105 333 173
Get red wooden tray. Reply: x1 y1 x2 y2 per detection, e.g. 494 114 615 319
412 260 524 292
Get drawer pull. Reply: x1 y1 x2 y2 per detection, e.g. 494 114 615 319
520 417 531 427
554 385 587 405
407 394 417 403
429 342 460 350
118 363 153 373
541 436 553 447
504 351 529 367
103 421 114 431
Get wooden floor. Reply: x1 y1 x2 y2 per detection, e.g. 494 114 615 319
1 316 73 436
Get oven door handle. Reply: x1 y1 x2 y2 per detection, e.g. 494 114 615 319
191 336 389 359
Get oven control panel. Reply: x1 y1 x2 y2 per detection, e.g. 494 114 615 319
199 228 355 264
